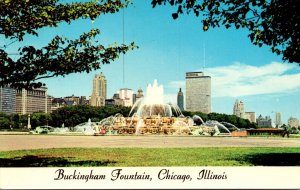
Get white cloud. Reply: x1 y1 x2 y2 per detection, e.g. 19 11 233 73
167 62 300 97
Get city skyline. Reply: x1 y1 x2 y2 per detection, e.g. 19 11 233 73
1 79 298 125
2 1 300 123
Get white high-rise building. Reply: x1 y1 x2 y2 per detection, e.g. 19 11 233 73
275 112 282 127
185 72 211 113
90 73 107 107
119 88 134 107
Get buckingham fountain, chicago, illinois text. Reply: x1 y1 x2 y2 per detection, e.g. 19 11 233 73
53 168 228 183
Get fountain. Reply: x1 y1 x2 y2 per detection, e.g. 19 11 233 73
29 80 236 136
95 80 236 136
130 80 176 117
73 118 96 135
48 119 97 135
28 80 237 136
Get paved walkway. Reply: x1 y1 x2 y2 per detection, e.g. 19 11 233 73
0 135 299 151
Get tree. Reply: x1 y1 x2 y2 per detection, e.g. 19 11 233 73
10 114 20 128
49 105 131 127
0 112 12 129
31 112 51 128
0 0 137 89
182 110 254 128
151 0 300 64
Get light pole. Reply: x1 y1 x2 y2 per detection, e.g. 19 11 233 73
27 114 31 130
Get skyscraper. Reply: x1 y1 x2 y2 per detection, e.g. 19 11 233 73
90 73 107 107
233 99 245 118
16 87 51 114
177 88 184 111
275 112 282 127
233 99 256 123
0 87 16 114
185 72 211 113
119 88 134 107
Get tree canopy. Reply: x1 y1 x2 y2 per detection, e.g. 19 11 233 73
151 0 300 64
0 0 136 89
0 105 255 129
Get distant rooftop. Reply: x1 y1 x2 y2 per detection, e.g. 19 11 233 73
186 72 210 78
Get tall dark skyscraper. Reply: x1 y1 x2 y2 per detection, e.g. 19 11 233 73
90 73 107 107
177 88 184 111
0 87 16 114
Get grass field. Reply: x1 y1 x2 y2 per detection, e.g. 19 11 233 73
0 147 300 167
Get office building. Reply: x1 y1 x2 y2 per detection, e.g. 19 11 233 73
79 96 89 105
132 94 137 105
51 97 67 112
233 99 256 123
64 95 80 105
135 88 144 103
177 88 184 111
111 93 123 106
16 87 51 114
119 88 134 107
105 99 116 106
244 112 256 123
185 72 211 113
257 115 272 127
62 95 88 105
275 112 282 127
0 87 16 114
90 73 107 107
233 99 245 118
288 117 299 128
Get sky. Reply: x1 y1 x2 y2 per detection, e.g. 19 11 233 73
3 0 300 124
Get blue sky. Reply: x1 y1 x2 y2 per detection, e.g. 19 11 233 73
3 0 300 124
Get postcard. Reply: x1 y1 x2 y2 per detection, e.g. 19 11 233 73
0 0 299 189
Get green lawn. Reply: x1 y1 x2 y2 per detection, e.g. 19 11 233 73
0 147 300 167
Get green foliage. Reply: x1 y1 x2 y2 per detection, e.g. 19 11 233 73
183 110 256 128
151 0 300 64
1 105 131 129
290 127 299 134
19 114 29 129
49 105 131 127
10 114 20 128
0 0 137 89
0 112 12 129
0 106 255 129
0 112 52 129
31 112 51 128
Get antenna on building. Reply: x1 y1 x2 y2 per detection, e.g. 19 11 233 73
203 43 206 71
122 1 125 85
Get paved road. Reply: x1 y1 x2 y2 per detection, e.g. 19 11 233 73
0 135 299 151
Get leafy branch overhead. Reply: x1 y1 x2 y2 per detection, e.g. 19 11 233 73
0 0 137 89
151 0 300 64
